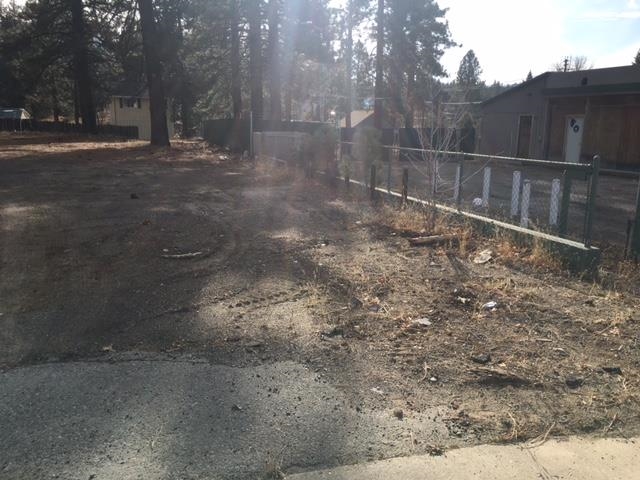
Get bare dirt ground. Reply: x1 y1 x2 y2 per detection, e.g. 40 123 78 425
1 132 640 462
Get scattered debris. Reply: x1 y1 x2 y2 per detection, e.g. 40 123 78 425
471 197 483 210
408 234 458 247
161 251 204 260
471 353 491 365
565 376 584 389
393 408 404 420
429 377 438 383
322 326 344 338
470 367 531 387
101 344 114 352
412 318 432 327
349 297 363 310
602 366 623 375
473 249 494 265
231 404 243 411
371 387 385 396
425 444 445 456
482 301 498 311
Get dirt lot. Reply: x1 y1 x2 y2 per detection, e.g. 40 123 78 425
1 132 640 455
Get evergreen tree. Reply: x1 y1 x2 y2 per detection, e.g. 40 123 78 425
456 49 482 86
526 70 533 81
634 49 640 66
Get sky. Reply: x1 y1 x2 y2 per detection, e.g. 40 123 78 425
435 0 640 84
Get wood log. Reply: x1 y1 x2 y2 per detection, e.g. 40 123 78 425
408 234 459 247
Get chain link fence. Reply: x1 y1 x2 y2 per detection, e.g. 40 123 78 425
340 142 600 247
251 130 640 253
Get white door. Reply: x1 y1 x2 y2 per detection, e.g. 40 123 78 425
564 116 584 163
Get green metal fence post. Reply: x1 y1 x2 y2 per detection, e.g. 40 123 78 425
558 170 573 238
370 164 377 200
583 155 600 248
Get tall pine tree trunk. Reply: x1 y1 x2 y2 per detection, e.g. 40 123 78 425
71 0 97 133
247 0 263 122
345 0 353 129
138 0 170 146
404 68 415 128
374 0 384 129
231 0 242 120
267 0 281 124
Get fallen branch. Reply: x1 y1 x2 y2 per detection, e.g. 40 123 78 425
408 234 458 247
161 251 204 259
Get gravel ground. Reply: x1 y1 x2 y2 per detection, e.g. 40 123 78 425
1 133 639 478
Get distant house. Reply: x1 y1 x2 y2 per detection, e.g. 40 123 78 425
108 92 173 141
0 108 31 131
478 65 640 169
340 110 393 129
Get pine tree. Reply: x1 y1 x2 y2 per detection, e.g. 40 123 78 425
456 49 482 86
634 49 640 66
526 70 533 81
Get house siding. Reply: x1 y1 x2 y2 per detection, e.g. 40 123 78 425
546 94 640 166
109 97 173 141
479 78 547 158
480 66 640 168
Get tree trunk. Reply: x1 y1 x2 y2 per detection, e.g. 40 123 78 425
52 81 60 123
345 0 353 129
138 0 170 146
404 68 415 129
180 88 192 137
247 0 263 122
374 0 384 130
267 0 281 124
70 0 97 133
230 0 242 120
73 81 80 125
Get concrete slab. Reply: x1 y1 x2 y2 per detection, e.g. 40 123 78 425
0 353 447 480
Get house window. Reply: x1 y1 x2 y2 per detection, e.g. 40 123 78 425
119 98 123 108
124 97 138 108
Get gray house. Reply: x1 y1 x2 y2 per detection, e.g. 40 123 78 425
478 65 640 169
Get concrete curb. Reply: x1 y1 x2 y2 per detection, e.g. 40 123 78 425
287 436 639 480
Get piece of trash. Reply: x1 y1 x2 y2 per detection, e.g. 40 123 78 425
413 318 432 327
456 296 471 305
349 297 363 310
162 248 169 252
602 366 623 375
471 353 491 365
482 301 498 310
231 404 243 411
565 376 584 389
371 387 385 395
161 251 203 259
323 326 344 338
471 197 483 210
429 377 438 383
473 249 494 264
101 345 114 352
